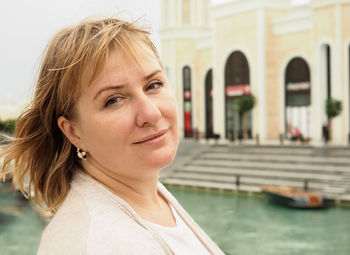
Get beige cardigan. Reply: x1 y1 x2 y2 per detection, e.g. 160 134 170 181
37 172 224 255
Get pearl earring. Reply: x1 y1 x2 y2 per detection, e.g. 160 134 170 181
76 148 87 160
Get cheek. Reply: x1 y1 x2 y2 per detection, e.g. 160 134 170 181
160 95 179 142
160 94 178 124
81 111 132 150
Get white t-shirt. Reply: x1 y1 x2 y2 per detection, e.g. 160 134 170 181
147 206 211 255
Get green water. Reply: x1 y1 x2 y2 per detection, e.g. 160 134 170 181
0 182 45 255
168 187 350 255
1 181 350 254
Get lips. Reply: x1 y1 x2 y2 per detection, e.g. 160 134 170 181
133 129 168 144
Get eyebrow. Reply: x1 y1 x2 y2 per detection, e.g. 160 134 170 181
94 85 124 100
93 69 162 100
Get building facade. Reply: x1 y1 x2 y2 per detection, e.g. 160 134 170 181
160 0 350 146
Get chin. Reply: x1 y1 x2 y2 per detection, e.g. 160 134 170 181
145 145 178 171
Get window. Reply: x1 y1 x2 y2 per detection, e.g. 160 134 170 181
285 57 311 140
183 66 192 137
224 51 251 140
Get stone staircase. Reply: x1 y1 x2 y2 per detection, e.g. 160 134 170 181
160 144 350 203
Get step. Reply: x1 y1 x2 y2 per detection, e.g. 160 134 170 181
338 193 350 201
189 159 350 174
209 146 350 157
161 178 260 193
322 186 348 194
177 165 342 182
169 171 333 189
210 146 314 156
199 152 350 166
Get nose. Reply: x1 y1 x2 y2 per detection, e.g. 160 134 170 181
135 95 162 127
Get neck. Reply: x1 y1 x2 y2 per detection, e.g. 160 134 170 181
82 159 162 208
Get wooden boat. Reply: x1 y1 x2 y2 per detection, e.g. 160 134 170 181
261 185 333 209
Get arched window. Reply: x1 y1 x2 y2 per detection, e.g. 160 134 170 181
183 66 192 137
205 69 213 137
225 52 249 86
285 57 311 140
224 51 251 140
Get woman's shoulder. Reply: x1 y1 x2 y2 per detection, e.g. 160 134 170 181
36 185 139 254
37 175 166 254
38 176 134 242
36 188 90 254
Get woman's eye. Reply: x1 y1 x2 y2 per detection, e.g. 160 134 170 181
104 96 122 107
147 81 163 91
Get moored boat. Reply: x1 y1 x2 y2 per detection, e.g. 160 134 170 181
261 185 333 209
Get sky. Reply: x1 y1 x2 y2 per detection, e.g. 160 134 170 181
0 0 309 120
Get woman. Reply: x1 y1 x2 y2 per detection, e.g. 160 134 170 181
0 17 224 254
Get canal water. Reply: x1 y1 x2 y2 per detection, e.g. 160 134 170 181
0 182 45 255
1 182 350 254
168 187 350 255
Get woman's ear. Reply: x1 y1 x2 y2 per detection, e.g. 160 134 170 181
57 116 83 148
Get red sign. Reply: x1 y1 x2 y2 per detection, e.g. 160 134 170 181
184 111 192 135
225 85 250 97
184 90 191 100
286 82 310 91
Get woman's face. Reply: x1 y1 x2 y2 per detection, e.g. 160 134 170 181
73 49 179 179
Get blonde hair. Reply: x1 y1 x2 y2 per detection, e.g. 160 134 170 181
0 17 160 213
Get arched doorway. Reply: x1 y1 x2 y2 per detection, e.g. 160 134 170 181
205 69 213 137
224 51 251 140
285 57 311 141
183 66 193 137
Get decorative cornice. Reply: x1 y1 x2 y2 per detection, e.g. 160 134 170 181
272 7 312 35
160 26 212 50
311 0 350 9
196 34 213 50
160 26 211 40
212 0 291 19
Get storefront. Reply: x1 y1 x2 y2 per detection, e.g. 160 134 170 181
285 57 311 141
183 66 192 137
224 51 252 140
205 69 213 137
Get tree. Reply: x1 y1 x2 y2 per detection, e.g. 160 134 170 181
325 98 342 141
0 119 16 135
234 94 255 139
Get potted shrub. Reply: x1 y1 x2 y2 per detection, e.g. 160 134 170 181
325 98 342 141
234 94 255 140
